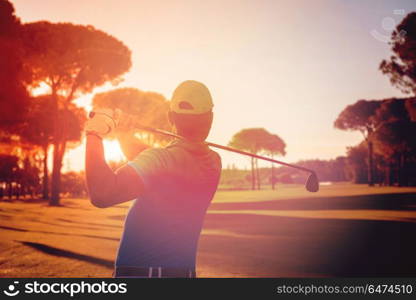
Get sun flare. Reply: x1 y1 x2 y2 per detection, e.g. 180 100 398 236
103 139 125 162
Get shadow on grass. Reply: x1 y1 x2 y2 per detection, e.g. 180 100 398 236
202 211 416 277
209 192 416 212
0 225 27 232
56 218 122 229
26 218 109 232
0 225 119 241
107 215 125 221
17 241 114 269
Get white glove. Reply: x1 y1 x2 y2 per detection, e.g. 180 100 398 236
85 108 120 139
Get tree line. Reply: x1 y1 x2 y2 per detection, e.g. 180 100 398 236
335 12 416 186
1 1 415 202
0 0 131 204
335 98 416 186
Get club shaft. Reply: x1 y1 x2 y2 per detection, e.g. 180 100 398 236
135 124 314 174
205 142 314 174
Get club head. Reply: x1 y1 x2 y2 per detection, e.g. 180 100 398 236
306 172 319 192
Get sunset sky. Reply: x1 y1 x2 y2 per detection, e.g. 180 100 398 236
12 0 415 171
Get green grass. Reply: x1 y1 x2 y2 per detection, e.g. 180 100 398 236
213 182 416 203
1 183 416 277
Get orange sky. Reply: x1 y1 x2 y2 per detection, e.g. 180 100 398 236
12 0 413 171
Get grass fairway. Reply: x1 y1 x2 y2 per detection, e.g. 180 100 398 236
1 183 416 277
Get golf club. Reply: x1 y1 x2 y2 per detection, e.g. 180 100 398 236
134 123 320 192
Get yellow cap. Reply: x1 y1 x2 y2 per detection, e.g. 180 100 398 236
170 80 213 114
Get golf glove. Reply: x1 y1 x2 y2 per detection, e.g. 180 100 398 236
85 108 120 139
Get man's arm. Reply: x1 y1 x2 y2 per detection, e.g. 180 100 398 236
85 134 144 208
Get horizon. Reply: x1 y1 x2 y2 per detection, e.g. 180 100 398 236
11 0 415 171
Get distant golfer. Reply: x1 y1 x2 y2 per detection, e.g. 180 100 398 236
85 81 221 278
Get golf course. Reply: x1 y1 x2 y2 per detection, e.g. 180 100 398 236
1 183 415 278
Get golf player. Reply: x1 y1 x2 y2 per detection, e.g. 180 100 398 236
85 80 221 278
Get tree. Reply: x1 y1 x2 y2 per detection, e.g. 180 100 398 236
20 95 86 199
61 171 87 198
380 12 416 95
375 121 416 186
405 98 416 121
229 128 265 190
18 157 40 199
0 0 19 34
262 134 286 190
22 21 131 205
0 154 19 199
19 95 53 199
0 0 30 131
228 128 272 190
92 87 172 146
334 100 382 186
346 143 368 184
374 98 410 124
373 99 416 186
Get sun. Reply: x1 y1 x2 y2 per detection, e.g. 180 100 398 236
103 139 125 162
